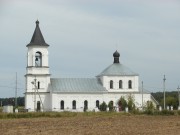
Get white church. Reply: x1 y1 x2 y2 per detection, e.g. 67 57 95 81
25 21 157 112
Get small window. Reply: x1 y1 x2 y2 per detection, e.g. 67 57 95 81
96 100 100 109
119 80 123 89
37 81 40 89
60 100 64 110
72 100 76 109
110 80 113 89
128 80 132 89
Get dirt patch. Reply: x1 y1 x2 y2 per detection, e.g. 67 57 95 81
0 115 180 135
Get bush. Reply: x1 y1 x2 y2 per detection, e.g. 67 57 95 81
145 101 155 110
99 102 107 111
108 101 114 111
117 97 127 111
144 110 154 115
143 110 175 115
127 95 135 111
159 110 175 115
177 110 180 115
131 109 142 115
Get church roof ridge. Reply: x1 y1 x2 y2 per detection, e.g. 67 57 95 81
27 20 49 47
51 77 96 79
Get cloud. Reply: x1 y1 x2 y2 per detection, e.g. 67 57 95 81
0 0 180 97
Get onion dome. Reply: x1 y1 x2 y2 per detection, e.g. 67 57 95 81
113 50 120 57
113 50 120 63
97 50 138 77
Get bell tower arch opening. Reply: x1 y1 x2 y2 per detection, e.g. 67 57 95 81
35 51 42 67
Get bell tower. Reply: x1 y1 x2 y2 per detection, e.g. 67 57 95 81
25 20 50 111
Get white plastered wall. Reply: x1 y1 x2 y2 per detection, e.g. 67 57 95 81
25 93 51 112
51 92 152 112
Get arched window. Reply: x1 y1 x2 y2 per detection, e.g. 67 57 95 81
37 81 40 89
108 100 114 111
96 100 100 109
35 52 42 67
110 80 113 89
119 80 123 89
84 100 88 110
60 100 64 110
72 100 76 109
128 80 132 89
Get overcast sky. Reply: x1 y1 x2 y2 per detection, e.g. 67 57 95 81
0 0 180 98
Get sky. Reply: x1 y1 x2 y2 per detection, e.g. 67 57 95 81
0 0 180 98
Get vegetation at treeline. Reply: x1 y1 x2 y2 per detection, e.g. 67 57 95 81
0 97 24 107
151 91 179 109
0 110 180 119
0 91 179 109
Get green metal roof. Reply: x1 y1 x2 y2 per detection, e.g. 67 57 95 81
97 63 138 76
51 78 107 93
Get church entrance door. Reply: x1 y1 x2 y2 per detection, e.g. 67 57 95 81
37 101 41 112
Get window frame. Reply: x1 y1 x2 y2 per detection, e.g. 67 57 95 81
110 80 113 89
72 100 76 109
128 80 132 89
96 100 100 109
84 100 88 110
60 100 64 110
37 81 40 89
119 80 123 89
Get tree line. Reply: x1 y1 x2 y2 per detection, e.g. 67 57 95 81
152 91 179 109
0 97 24 107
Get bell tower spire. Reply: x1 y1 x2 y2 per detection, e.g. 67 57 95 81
27 20 49 47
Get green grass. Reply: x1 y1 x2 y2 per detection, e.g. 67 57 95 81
0 107 2 112
0 111 128 119
0 110 180 119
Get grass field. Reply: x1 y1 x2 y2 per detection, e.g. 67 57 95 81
0 113 180 135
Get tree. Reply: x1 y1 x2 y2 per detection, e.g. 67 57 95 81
152 91 179 110
99 101 107 111
127 94 135 111
108 101 114 111
165 96 177 109
145 101 155 111
117 96 127 111
0 97 24 107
